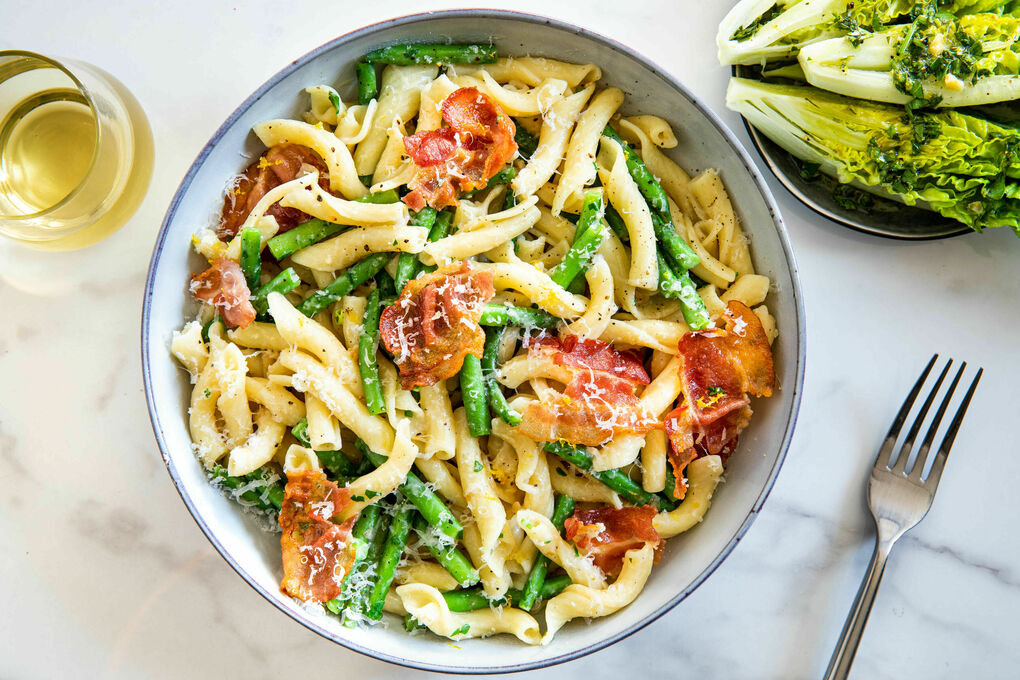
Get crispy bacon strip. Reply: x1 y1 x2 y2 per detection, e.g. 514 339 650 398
279 469 356 603
379 262 495 389
219 143 330 239
665 301 774 498
189 257 256 329
564 506 663 578
402 87 517 211
516 337 655 446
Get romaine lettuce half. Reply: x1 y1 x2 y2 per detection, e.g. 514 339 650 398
726 78 1020 233
799 13 1020 106
718 0 1017 65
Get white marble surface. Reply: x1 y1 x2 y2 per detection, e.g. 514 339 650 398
1 1 1018 678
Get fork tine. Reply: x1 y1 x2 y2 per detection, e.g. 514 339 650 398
891 359 952 474
926 367 982 487
909 362 965 480
875 354 938 468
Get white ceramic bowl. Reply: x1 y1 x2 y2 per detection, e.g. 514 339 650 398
142 10 805 673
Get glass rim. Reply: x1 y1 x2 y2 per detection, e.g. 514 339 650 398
0 49 102 221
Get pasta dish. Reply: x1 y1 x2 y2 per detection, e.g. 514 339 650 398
171 43 777 645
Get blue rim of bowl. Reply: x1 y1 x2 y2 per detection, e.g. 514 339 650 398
141 9 806 674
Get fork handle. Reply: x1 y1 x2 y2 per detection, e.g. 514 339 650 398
823 537 891 680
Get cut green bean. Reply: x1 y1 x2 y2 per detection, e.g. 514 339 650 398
460 353 491 437
518 494 576 610
326 504 383 614
549 191 605 289
412 515 480 586
290 419 357 478
405 575 572 632
394 207 439 292
651 211 700 272
603 204 630 242
251 267 301 315
296 253 389 317
363 43 498 66
482 327 522 426
376 269 397 299
239 226 262 290
463 166 516 198
544 441 673 510
366 505 413 619
355 440 463 540
356 62 378 104
209 464 284 513
267 218 343 260
358 188 400 204
359 289 385 415
675 268 711 331
479 304 559 328
514 125 539 159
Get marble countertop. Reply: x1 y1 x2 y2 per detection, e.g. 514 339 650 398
2 1 1018 678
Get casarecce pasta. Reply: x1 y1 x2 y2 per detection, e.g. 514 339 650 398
171 43 778 645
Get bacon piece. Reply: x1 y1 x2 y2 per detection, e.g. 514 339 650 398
379 262 495 389
279 469 356 603
665 301 774 498
516 337 655 446
189 257 257 329
219 143 330 239
564 506 663 578
536 335 650 385
402 87 517 210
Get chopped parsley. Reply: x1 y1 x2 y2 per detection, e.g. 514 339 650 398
452 624 471 636
707 386 727 396
794 158 821 181
832 184 876 212
350 494 365 502
203 388 212 398
730 3 782 42
328 90 342 114
554 466 567 477
473 460 483 473
365 489 379 498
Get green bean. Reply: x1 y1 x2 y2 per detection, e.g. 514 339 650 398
394 207 438 292
479 304 559 328
405 575 572 632
674 268 711 331
239 227 262 290
267 219 343 260
359 174 373 187
355 440 463 540
651 212 700 272
201 314 221 344
208 465 284 513
460 353 491 437
296 253 389 317
482 327 522 426
358 290 385 415
543 441 673 510
604 204 630 243
602 126 700 271
412 515 480 586
549 191 605 289
326 504 384 614
518 494 576 610
366 505 414 619
463 166 516 198
376 269 397 300
363 43 498 66
356 62 378 105
250 267 301 315
358 188 400 204
514 125 539 159
290 419 357 478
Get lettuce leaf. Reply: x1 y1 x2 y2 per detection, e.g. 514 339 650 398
726 78 1020 233
799 13 1020 106
718 0 1020 65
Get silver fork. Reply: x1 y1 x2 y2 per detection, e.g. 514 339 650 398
823 355 983 680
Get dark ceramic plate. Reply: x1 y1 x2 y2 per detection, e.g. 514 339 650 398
732 65 969 241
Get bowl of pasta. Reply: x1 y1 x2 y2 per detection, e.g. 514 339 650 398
142 9 804 673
